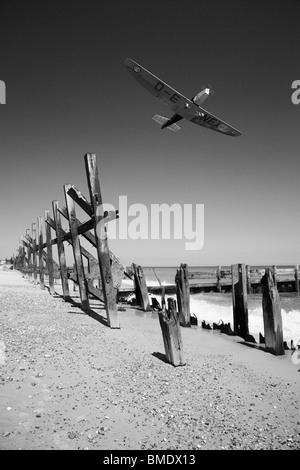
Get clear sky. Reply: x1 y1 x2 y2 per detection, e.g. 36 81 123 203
0 0 299 267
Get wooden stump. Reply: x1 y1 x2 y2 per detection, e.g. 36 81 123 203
231 263 249 338
272 265 277 288
294 265 299 293
132 263 151 311
161 286 166 311
158 298 185 367
216 265 222 293
175 263 191 327
259 332 265 344
246 265 252 294
261 268 284 355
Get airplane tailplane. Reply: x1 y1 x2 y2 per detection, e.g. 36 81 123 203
152 115 181 132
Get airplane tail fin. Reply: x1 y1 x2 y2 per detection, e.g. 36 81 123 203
152 115 181 132
192 88 210 105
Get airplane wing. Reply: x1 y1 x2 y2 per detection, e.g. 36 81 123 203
184 106 242 136
125 58 190 113
125 58 241 136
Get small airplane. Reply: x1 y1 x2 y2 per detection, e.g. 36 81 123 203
125 58 241 136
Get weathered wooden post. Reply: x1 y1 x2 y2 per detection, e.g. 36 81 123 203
26 229 32 282
85 153 119 328
246 265 252 294
22 243 27 274
14 251 18 270
175 263 191 327
45 209 55 295
158 298 185 367
259 332 265 344
19 238 26 277
18 245 23 273
294 265 299 293
161 286 166 311
64 184 89 311
32 223 38 285
132 263 151 311
231 263 249 338
20 237 28 278
72 263 78 292
272 265 277 288
52 200 70 301
37 217 45 289
261 268 284 355
216 265 222 293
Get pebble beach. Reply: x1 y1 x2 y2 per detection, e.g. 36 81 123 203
0 269 299 450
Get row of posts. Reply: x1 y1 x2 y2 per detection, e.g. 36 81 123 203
13 153 121 329
217 264 299 294
133 262 287 366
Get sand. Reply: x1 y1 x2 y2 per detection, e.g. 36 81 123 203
0 269 299 450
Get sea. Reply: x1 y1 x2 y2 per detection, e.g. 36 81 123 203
121 266 300 345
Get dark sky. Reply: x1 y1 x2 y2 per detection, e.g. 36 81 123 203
0 0 299 266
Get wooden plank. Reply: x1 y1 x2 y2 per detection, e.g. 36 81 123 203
53 209 97 266
25 233 32 244
50 211 98 268
58 205 96 245
58 205 124 289
66 185 93 217
261 268 284 355
231 263 249 338
132 263 151 311
37 217 45 289
158 298 185 367
43 211 94 249
45 209 55 294
84 153 119 328
86 281 104 302
59 205 118 246
52 200 70 301
21 237 29 249
294 265 299 292
175 263 191 327
31 223 38 284
64 184 89 311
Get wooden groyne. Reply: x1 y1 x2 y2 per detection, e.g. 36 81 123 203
10 154 299 363
13 153 125 329
119 264 300 297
